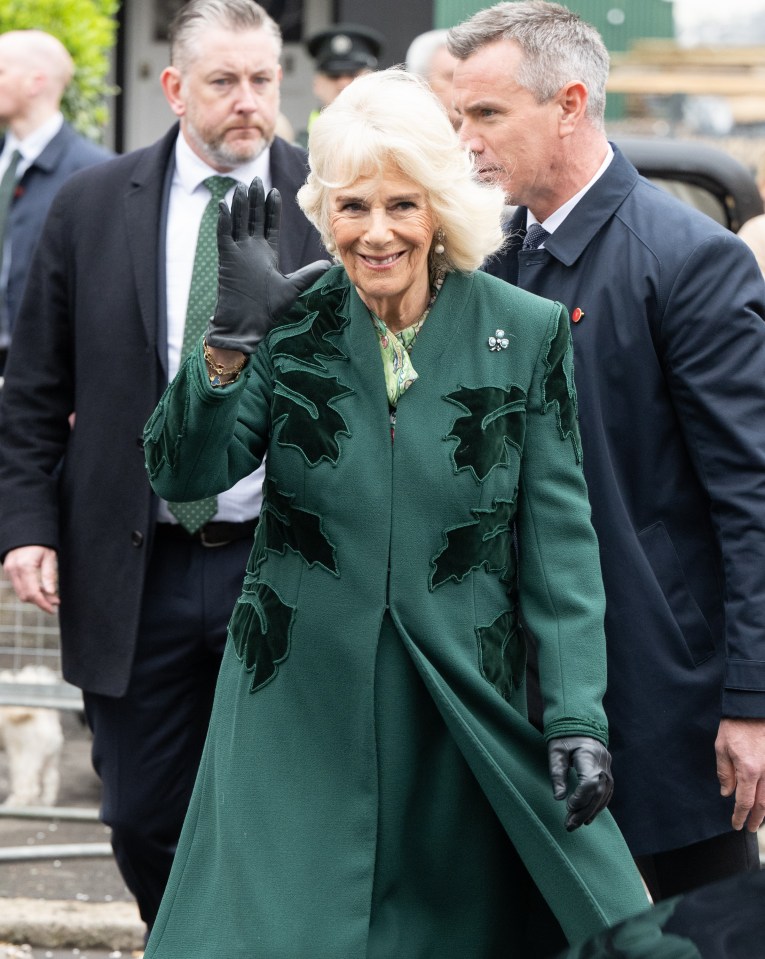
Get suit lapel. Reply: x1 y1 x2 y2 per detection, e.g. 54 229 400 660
123 126 178 378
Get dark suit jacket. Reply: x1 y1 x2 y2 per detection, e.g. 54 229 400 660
0 124 325 698
1 123 112 334
487 145 765 856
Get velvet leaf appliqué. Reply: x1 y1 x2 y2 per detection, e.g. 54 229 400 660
541 309 583 464
260 477 338 575
231 582 295 693
476 609 526 700
269 267 354 465
444 385 527 482
430 496 517 589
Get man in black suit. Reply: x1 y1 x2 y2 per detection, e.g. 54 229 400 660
0 29 111 371
0 0 325 936
449 1 765 901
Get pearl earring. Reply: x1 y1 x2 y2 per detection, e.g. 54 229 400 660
434 229 445 256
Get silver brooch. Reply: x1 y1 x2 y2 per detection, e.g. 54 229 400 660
488 329 509 351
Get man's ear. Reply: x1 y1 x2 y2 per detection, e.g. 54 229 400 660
160 66 185 117
557 80 588 137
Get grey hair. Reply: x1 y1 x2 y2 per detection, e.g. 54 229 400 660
405 29 451 79
169 0 283 69
447 1 609 126
297 69 506 273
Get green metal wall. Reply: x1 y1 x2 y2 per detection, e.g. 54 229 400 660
434 0 674 45
434 0 675 118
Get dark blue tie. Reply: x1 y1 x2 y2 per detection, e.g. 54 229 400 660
522 223 550 251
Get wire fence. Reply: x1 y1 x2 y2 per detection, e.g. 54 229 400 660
0 570 81 709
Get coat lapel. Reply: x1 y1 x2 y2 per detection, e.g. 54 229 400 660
269 136 312 276
407 271 476 373
123 126 177 376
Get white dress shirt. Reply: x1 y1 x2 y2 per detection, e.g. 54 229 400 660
526 144 614 239
0 112 65 179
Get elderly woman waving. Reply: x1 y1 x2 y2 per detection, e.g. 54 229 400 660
143 70 648 959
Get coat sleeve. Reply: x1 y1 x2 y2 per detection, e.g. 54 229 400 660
143 337 272 502
658 232 765 717
0 190 75 556
516 303 610 744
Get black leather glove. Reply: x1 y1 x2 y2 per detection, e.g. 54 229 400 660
548 735 614 832
205 177 332 354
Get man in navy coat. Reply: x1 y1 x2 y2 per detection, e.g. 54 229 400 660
0 29 111 370
450 1 765 900
0 0 325 937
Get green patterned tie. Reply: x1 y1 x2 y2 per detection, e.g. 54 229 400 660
168 175 237 533
0 150 22 277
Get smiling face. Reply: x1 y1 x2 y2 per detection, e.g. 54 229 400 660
161 26 282 171
328 164 436 332
453 39 562 210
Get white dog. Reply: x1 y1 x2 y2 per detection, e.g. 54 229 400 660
0 665 64 807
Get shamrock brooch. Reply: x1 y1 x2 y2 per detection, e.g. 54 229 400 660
488 329 510 351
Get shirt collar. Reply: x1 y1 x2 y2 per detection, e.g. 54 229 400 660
174 130 272 195
526 143 614 235
3 112 64 167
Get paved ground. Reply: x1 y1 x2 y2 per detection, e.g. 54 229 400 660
0 712 144 958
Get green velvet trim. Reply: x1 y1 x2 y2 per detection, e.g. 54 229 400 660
540 309 583 464
444 385 527 482
430 495 517 590
260 477 338 576
269 268 354 466
230 581 295 693
476 608 526 700
564 897 700 959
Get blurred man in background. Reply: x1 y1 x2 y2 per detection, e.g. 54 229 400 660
0 29 111 372
405 28 459 129
297 23 384 146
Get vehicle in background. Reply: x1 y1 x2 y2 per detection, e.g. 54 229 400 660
615 136 763 233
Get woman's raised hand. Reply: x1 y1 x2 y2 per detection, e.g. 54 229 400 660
206 177 331 354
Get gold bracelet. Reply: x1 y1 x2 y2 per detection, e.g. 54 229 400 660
203 340 247 387
210 367 245 388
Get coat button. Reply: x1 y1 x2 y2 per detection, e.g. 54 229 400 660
131 531 144 547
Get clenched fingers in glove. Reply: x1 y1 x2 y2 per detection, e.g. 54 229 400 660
548 736 614 832
205 177 332 354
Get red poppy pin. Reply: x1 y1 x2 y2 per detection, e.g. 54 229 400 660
571 307 584 324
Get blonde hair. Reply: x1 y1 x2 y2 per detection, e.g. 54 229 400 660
297 69 506 272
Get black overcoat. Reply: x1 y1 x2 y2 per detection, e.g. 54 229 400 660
0 124 325 696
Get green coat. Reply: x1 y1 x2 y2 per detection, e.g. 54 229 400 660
143 267 648 956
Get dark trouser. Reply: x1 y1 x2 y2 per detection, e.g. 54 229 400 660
635 829 760 902
83 525 253 931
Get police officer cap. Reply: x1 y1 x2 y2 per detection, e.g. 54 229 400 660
307 23 385 77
